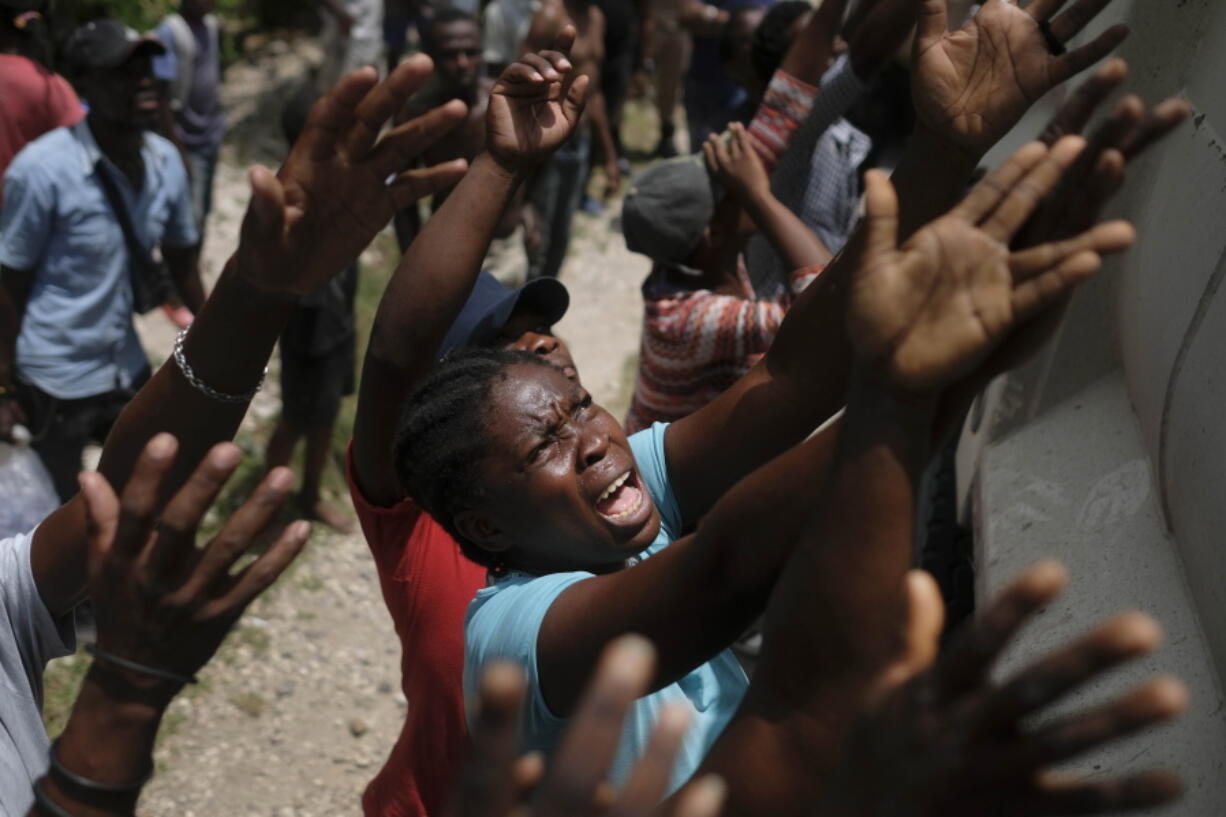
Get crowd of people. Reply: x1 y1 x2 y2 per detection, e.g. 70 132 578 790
0 0 1199 816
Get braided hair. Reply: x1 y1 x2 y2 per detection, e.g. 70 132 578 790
750 1 811 87
393 347 555 569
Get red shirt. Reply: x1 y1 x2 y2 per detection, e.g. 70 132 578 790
0 54 83 208
346 446 487 817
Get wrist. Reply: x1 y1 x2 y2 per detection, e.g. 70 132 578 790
910 122 983 171
480 149 537 183
53 668 167 785
847 367 940 425
225 256 305 306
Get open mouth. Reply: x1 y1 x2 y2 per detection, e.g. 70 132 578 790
594 468 645 523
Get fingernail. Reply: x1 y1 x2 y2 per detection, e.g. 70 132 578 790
148 433 177 459
531 72 543 81
291 519 312 540
268 468 294 491
606 634 655 683
209 443 241 469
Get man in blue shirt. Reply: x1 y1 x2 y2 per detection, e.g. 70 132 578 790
0 19 202 500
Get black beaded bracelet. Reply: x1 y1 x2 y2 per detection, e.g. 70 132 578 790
86 644 197 686
49 739 152 795
32 781 80 817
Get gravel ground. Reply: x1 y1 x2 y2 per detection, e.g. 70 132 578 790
119 35 648 817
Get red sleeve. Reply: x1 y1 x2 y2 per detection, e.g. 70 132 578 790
50 74 84 129
345 440 423 579
747 69 819 171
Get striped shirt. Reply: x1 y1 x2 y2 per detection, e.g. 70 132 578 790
625 262 824 433
625 68 826 432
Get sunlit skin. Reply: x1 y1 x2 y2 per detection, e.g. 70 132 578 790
457 363 661 576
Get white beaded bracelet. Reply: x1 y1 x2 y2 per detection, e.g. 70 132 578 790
172 328 266 404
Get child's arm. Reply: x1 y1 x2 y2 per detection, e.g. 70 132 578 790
705 123 832 271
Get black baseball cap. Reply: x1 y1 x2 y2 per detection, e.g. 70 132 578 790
64 19 165 73
438 272 569 359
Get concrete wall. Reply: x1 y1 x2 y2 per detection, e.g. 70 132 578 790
955 0 1226 810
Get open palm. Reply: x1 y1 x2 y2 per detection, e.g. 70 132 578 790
487 27 590 172
848 138 1126 393
913 0 1128 154
236 56 469 295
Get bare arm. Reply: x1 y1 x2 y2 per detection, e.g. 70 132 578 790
537 419 841 716
706 123 832 271
26 60 470 617
163 243 205 312
778 0 848 84
659 0 1131 522
352 34 590 507
678 0 729 36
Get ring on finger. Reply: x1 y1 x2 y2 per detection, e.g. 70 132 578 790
1037 19 1068 56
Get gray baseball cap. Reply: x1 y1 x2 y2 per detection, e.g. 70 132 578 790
622 154 723 264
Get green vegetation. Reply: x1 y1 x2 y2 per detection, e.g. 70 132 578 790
51 0 306 33
42 648 89 739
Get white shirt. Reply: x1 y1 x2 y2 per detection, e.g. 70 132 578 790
0 528 75 816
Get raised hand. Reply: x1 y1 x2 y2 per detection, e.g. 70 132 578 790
78 434 310 700
847 137 1135 393
703 123 770 206
1021 60 1191 247
913 0 1129 155
236 57 470 295
450 636 726 817
935 63 1189 394
816 562 1186 817
486 26 591 173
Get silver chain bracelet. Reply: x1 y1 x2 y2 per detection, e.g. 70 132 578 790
172 328 266 404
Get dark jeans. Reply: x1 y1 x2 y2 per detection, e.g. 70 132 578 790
16 370 150 502
527 130 591 280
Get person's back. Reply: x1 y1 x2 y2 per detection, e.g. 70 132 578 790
0 1 84 208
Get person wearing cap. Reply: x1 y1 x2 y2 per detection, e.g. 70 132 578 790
0 0 83 209
0 19 202 500
618 0 917 432
349 265 571 817
344 42 580 817
622 125 828 434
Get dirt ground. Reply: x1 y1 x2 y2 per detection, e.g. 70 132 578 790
94 35 649 817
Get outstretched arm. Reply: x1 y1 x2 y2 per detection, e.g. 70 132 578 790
534 139 1128 718
352 33 590 507
815 562 1185 817
31 436 309 817
696 139 1132 816
660 0 1132 523
27 59 469 616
